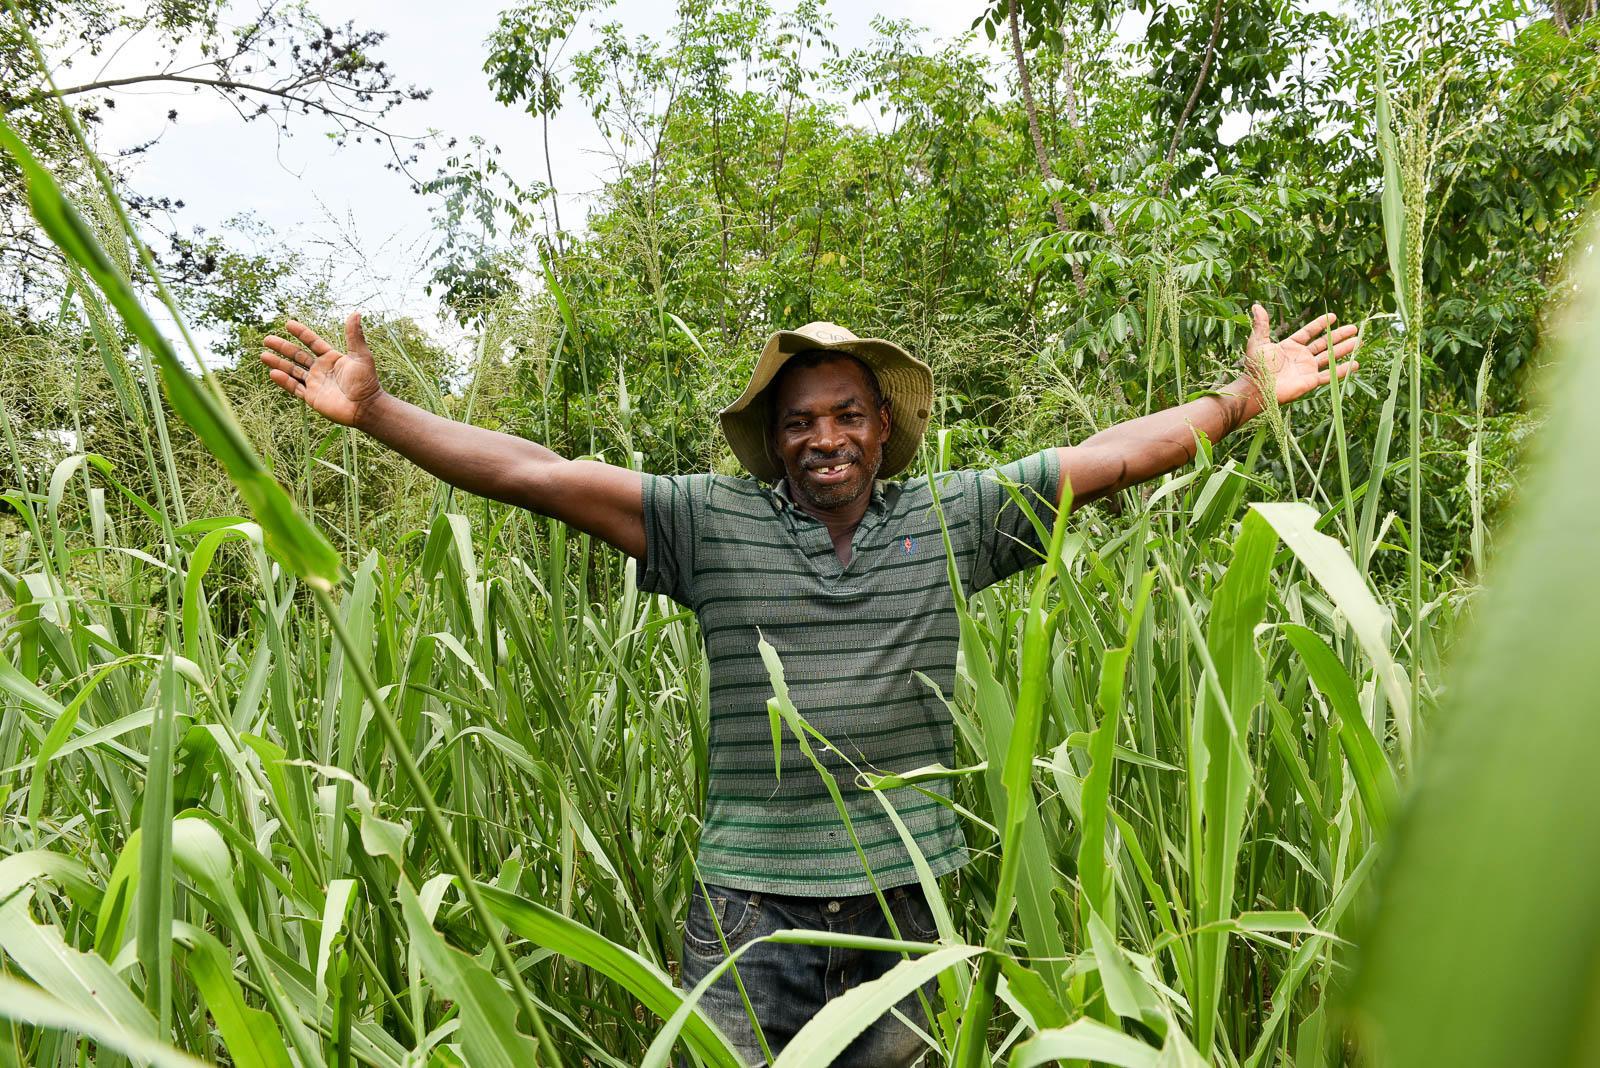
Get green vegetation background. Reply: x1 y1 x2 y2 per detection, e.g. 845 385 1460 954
0 0 1598 1065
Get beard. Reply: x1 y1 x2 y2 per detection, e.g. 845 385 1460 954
792 448 883 510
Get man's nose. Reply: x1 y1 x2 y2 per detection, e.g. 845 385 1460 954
811 420 844 452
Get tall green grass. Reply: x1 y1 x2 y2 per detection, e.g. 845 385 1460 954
0 54 1591 1068
1350 215 1600 1068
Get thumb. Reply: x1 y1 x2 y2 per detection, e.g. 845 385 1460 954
1248 302 1272 350
344 311 370 357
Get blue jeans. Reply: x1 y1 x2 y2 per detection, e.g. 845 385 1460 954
678 882 941 1067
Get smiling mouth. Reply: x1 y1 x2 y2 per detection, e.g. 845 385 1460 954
806 460 855 482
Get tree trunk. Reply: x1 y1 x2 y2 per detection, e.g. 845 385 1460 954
1008 0 1087 295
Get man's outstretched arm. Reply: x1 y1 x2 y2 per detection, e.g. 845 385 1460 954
1057 304 1361 509
261 313 646 559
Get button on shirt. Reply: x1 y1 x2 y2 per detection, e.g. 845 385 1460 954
638 449 1060 896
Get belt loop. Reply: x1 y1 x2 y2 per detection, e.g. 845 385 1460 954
749 892 762 908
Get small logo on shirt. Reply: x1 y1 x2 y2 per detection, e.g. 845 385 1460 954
902 535 915 554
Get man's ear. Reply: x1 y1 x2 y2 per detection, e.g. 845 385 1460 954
764 428 782 472
879 398 893 438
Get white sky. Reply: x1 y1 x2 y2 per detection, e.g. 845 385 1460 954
84 0 987 332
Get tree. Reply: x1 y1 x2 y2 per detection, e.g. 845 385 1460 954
0 0 427 303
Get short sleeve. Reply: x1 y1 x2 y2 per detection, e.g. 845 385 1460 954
968 448 1061 592
638 472 712 607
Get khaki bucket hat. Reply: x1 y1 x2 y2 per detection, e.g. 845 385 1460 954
719 321 934 483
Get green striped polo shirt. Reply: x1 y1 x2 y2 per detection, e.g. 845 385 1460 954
639 448 1059 896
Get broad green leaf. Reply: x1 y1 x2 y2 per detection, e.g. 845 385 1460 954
1352 219 1600 1068
287 761 411 868
1088 912 1165 1035
0 851 101 913
171 817 235 899
1234 911 1319 935
1280 624 1395 835
0 973 206 1068
475 881 744 1068
1009 1018 1163 1068
2 705 159 775
314 879 358 1011
178 924 295 1068
1253 502 1411 755
25 696 79 834
95 830 142 959
138 652 180 1032
398 878 539 1068
1157 1025 1209 1068
0 657 62 719
771 944 983 1067
1191 509 1279 1055
859 761 988 790
181 522 263 666
0 894 156 1036
1081 572 1155 925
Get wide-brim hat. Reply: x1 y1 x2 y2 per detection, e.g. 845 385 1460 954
719 321 933 483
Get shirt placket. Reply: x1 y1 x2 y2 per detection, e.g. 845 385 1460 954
772 481 888 579
847 495 890 568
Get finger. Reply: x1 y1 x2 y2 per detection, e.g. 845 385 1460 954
285 319 335 358
1319 361 1360 386
1290 313 1336 345
261 351 307 380
263 334 316 368
345 311 368 356
1250 303 1272 349
1314 323 1360 354
267 368 307 399
1329 336 1361 362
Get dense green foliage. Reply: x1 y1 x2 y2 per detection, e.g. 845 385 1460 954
0 0 1598 1065
440 0 1598 574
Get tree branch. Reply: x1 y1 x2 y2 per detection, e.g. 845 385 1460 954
4 72 428 180
8 72 408 121
1161 0 1226 197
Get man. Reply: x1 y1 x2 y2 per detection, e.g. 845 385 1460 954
261 308 1357 1065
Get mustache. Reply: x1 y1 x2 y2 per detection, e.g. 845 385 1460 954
802 450 861 469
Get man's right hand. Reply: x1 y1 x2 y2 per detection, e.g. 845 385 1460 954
261 313 384 428
260 310 647 560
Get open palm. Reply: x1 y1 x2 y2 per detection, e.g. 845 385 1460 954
261 314 383 427
1247 304 1361 406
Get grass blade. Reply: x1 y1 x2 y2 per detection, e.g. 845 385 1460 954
1253 502 1411 757
137 651 180 1034
0 117 339 590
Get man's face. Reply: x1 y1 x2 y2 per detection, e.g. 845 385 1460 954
769 357 892 513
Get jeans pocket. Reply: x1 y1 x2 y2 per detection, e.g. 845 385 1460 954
894 887 940 942
683 886 761 959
